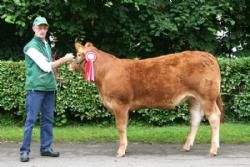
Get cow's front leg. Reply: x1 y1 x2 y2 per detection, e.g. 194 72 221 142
114 108 129 158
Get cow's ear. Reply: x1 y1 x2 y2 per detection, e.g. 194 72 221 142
85 42 93 47
75 42 85 53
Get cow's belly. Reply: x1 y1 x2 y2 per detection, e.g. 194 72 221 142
130 92 194 110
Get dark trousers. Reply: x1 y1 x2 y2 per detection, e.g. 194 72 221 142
20 90 56 153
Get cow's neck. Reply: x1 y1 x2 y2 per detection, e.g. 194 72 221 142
93 50 118 87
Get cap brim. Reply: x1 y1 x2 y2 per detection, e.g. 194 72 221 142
33 22 49 26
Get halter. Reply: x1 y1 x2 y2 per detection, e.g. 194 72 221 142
74 53 86 67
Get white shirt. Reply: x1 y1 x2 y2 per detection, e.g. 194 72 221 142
25 44 53 73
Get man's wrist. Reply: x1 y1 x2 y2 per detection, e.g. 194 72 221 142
60 57 66 64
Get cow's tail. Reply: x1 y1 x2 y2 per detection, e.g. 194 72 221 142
216 93 224 123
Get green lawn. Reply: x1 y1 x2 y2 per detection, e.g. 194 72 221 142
0 123 250 143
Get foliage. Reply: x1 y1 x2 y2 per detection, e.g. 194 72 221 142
0 0 249 60
0 61 25 116
0 57 249 126
55 70 113 126
219 57 250 121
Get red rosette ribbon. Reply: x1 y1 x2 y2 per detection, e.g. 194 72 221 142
85 51 97 81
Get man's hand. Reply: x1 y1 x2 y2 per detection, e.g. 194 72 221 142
63 53 75 62
51 53 75 69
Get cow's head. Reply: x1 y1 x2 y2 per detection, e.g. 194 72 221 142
69 42 95 73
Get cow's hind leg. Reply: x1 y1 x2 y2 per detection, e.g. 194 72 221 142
183 99 203 151
203 100 221 156
113 105 129 158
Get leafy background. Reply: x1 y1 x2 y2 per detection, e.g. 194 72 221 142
0 0 249 126
0 57 249 126
0 0 250 60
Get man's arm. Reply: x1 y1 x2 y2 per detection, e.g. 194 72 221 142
51 53 74 69
26 48 74 72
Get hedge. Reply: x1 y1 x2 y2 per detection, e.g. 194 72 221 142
0 57 249 126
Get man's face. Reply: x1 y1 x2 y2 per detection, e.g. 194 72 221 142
32 24 48 40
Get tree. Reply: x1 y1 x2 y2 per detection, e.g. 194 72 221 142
0 0 249 60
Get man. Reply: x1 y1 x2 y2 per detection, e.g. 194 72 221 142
20 16 74 162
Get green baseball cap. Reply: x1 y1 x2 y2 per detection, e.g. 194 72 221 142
33 16 48 26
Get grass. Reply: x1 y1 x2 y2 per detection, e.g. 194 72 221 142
0 123 250 143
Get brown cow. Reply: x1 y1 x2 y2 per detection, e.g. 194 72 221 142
69 42 223 157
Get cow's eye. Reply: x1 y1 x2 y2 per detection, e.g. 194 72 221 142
77 52 81 57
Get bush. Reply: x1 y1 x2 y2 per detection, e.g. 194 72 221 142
219 57 250 121
0 61 25 115
0 57 249 126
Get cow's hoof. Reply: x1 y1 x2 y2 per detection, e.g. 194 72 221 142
116 153 126 158
209 147 218 157
209 152 217 157
182 148 190 152
209 149 217 157
209 153 217 157
182 145 191 152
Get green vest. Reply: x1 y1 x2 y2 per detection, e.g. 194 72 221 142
24 36 57 91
